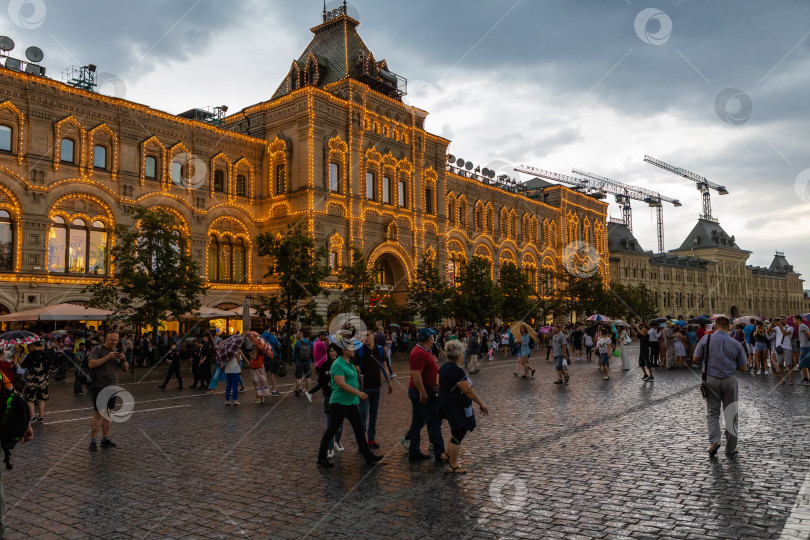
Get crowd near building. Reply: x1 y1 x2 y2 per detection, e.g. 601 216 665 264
0 4 804 321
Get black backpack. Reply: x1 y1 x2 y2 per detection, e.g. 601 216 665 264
0 384 31 470
297 341 312 363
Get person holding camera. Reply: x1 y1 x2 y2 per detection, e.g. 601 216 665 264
87 332 129 452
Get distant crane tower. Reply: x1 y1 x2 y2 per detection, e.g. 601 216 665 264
572 168 682 254
643 155 728 221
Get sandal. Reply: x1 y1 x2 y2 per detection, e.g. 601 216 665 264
438 452 450 463
446 465 468 474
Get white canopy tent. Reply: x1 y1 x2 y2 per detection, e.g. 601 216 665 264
0 303 113 322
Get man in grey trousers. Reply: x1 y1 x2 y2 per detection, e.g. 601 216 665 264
693 315 747 457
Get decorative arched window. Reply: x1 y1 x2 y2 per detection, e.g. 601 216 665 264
329 162 340 193
447 252 465 287
475 205 483 231
214 170 225 192
207 235 246 283
275 164 287 195
0 125 11 153
366 171 376 200
0 210 13 271
459 200 467 227
171 160 183 186
93 145 107 169
144 155 158 180
60 138 75 164
48 217 108 275
382 175 392 204
447 198 456 224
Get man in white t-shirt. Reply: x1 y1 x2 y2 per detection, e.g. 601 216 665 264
773 317 794 384
647 326 660 367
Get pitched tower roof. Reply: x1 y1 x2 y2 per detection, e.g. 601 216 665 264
676 219 742 251
271 3 406 101
769 252 795 273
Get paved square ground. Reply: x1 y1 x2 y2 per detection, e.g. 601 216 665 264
4 344 809 539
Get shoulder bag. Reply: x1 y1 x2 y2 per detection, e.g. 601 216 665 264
699 335 711 399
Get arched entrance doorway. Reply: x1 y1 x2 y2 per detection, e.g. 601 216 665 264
729 305 739 318
371 253 409 306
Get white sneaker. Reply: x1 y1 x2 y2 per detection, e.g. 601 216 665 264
334 442 344 452
304 391 313 403
756 370 761 375
327 449 335 459
765 371 770 376
795 366 800 371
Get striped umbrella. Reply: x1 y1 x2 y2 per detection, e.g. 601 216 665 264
586 314 611 322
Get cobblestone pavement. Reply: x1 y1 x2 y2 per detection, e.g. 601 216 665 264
4 344 810 539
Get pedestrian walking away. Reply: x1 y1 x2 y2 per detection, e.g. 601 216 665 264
693 315 747 457
551 325 570 385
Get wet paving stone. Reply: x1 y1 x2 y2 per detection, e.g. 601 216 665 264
2 348 809 538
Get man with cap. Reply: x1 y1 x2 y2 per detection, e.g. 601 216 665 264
406 328 446 463
692 315 747 457
316 337 383 468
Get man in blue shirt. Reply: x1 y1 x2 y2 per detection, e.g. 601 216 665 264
693 315 747 457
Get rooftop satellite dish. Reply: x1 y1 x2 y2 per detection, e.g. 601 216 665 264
482 168 491 176
25 46 43 63
487 170 495 179
455 158 465 167
447 154 455 162
0 36 14 52
464 162 473 171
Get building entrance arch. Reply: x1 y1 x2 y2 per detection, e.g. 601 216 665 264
367 244 411 307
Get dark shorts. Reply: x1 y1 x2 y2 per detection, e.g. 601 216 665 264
600 353 610 366
800 348 810 369
638 354 651 368
91 386 117 413
24 385 48 403
265 357 278 375
554 356 566 372
295 362 313 379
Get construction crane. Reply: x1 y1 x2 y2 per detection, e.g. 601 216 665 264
643 155 728 221
515 165 679 251
572 168 682 254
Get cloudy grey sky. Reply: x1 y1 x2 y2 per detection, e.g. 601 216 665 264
2 0 809 277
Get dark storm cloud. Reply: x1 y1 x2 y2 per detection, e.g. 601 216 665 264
2 0 253 77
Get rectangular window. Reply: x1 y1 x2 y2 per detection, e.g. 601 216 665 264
93 145 106 169
382 176 391 204
366 172 375 200
145 156 157 179
48 227 66 272
329 162 340 193
214 170 225 192
171 161 183 186
60 139 74 163
398 180 406 208
236 174 246 196
233 245 245 282
219 243 231 281
329 251 338 271
276 164 286 195
207 244 218 281
425 188 433 215
68 228 86 273
88 230 108 275
0 126 11 152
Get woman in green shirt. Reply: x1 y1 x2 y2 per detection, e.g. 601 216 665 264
317 338 383 468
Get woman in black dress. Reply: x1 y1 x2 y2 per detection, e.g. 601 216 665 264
439 339 488 474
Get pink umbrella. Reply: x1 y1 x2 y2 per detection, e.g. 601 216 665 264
539 326 553 335
245 330 273 358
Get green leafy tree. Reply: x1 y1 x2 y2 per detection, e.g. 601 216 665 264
84 206 207 341
607 283 658 322
454 256 502 326
408 251 453 326
497 261 537 323
555 271 610 318
337 246 389 326
256 224 329 353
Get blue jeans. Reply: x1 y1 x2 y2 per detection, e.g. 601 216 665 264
799 347 810 369
225 373 240 401
407 387 444 459
358 387 381 441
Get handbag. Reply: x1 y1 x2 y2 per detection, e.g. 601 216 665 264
622 334 632 346
699 335 711 399
276 360 287 378
776 333 786 355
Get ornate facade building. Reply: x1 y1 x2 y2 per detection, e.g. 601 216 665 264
608 219 809 317
0 6 608 317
